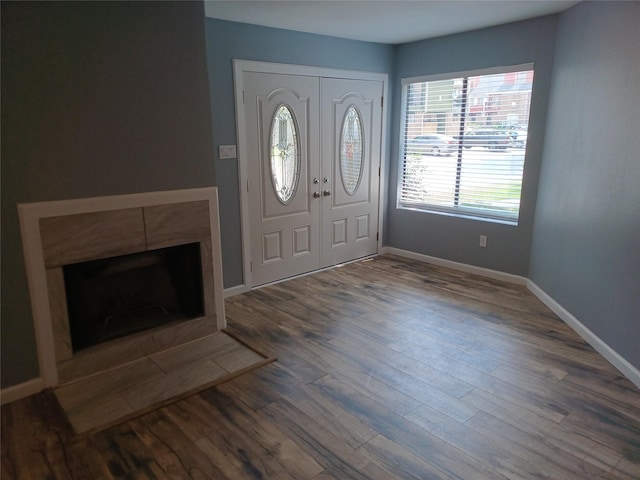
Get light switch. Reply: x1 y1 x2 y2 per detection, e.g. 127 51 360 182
219 145 237 159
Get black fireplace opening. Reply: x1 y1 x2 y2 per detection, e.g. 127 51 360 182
64 242 204 353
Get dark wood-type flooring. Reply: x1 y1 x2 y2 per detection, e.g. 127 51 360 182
3 254 640 479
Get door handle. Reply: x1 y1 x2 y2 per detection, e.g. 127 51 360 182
323 190 331 197
313 192 321 198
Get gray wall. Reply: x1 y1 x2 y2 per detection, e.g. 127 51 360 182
204 18 394 287
385 16 558 276
1 1 216 388
529 2 640 369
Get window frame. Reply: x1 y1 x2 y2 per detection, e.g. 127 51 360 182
397 63 534 226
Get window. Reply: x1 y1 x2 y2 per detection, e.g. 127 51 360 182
398 64 534 224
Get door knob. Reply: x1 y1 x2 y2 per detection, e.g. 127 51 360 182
313 192 321 198
323 190 331 196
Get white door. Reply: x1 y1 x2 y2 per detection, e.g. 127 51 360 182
244 72 321 285
320 78 382 267
243 71 383 286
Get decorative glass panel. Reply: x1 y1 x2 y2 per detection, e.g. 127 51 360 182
340 106 364 195
270 105 300 204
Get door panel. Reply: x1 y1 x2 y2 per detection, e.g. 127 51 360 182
243 71 383 285
244 72 321 285
321 78 382 267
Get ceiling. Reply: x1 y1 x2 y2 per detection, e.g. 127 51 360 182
204 1 580 45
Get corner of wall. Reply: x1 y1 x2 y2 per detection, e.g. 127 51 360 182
527 279 640 388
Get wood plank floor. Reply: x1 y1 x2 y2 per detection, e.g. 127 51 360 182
3 254 639 479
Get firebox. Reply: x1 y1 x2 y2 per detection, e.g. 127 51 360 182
64 242 204 352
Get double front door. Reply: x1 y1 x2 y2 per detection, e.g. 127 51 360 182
242 70 383 286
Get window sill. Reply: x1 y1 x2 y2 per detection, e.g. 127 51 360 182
397 204 519 226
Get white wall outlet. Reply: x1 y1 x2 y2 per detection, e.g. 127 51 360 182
479 235 487 248
219 144 237 159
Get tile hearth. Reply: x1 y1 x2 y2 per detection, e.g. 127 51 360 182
54 331 274 436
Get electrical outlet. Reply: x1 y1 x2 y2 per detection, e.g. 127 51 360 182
479 235 487 248
219 144 237 159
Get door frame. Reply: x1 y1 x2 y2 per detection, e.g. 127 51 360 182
233 59 389 289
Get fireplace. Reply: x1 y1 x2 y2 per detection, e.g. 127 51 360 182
64 243 204 352
18 188 226 387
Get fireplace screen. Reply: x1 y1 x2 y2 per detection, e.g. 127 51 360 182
64 243 204 352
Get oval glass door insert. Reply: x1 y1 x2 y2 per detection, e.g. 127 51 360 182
340 106 364 195
270 105 300 204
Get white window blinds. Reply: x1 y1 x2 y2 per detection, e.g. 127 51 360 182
398 66 534 224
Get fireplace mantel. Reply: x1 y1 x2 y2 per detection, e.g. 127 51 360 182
18 187 226 387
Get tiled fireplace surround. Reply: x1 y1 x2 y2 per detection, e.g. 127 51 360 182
18 188 226 387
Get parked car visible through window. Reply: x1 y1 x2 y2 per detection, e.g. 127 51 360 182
406 134 457 156
463 129 511 150
509 129 528 148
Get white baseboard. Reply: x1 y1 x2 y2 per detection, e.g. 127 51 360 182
4 253 635 405
527 280 640 388
0 377 46 405
381 247 639 388
381 247 528 285
224 284 250 298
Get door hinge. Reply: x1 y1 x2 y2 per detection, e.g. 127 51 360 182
381 96 384 108
376 232 379 241
246 180 249 192
250 261 253 272
378 167 381 177
243 90 245 104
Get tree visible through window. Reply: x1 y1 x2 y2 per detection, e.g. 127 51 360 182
398 65 534 224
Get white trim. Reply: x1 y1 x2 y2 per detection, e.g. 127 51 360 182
401 62 535 85
251 254 378 290
381 246 527 285
17 187 226 388
527 280 640 388
234 59 389 83
224 284 250 298
18 205 59 385
207 189 227 330
233 59 389 289
0 378 45 405
382 246 639 388
18 187 218 216
377 74 389 255
233 60 252 287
